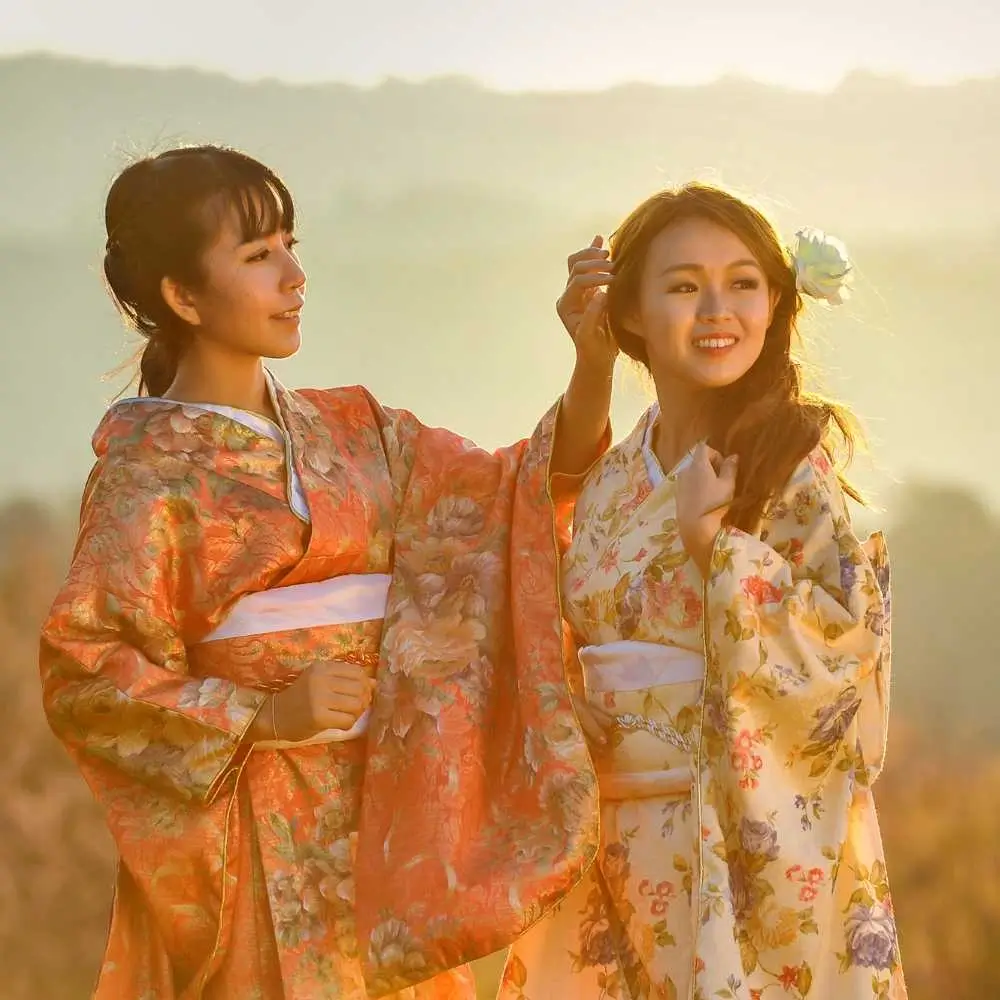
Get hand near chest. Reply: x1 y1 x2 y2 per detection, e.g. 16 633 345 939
676 443 738 576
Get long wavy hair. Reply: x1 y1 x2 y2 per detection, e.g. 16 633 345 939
607 183 865 531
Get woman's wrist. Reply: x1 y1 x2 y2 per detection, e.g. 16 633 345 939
246 694 279 743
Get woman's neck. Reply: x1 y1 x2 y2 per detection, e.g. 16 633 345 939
649 370 708 473
162 348 275 421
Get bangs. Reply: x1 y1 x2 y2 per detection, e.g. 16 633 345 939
229 178 295 242
197 154 296 245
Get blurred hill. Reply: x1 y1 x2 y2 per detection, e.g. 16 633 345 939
1 55 998 505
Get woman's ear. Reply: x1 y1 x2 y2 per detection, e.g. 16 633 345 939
160 276 202 327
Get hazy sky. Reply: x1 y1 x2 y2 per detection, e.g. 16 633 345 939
3 0 997 90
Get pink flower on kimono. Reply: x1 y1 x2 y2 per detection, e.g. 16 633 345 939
812 451 832 476
785 863 826 902
741 575 783 606
731 728 765 789
648 576 702 629
784 537 805 567
598 542 621 574
778 965 801 990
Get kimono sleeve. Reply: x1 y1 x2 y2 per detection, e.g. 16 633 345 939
366 390 608 554
40 464 268 805
703 447 889 790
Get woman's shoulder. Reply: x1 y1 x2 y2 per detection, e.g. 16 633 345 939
581 408 652 489
290 384 382 423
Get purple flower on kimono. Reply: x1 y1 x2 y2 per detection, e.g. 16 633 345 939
581 925 617 966
865 601 887 637
808 686 861 749
704 687 728 738
602 841 629 878
839 555 857 595
876 560 891 613
739 817 779 861
845 902 898 970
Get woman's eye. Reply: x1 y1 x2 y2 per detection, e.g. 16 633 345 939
734 278 760 290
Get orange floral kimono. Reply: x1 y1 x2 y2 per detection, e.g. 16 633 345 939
501 407 906 1000
40 378 602 999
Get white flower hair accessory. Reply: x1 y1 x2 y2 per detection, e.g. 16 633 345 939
792 227 853 305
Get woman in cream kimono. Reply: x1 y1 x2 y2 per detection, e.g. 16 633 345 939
501 185 905 1000
40 146 615 999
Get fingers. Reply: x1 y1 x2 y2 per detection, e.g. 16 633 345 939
584 699 616 728
321 690 370 718
317 661 376 691
558 273 613 335
703 444 725 470
576 289 608 336
322 660 372 681
567 270 614 292
568 254 614 285
567 237 610 273
572 695 611 747
311 661 376 715
692 443 733 475
719 454 739 489
691 442 713 469
315 709 363 731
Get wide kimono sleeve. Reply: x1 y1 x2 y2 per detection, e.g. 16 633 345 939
695 446 894 985
40 462 268 806
702 446 889 788
352 394 604 997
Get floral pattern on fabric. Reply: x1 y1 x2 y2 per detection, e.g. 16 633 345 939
41 381 602 999
502 410 905 1000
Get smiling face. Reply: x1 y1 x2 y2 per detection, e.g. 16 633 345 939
621 215 779 391
163 198 306 363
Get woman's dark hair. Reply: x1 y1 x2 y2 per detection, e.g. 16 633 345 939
608 183 865 531
103 145 295 396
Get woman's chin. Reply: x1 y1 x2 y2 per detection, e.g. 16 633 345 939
264 334 302 360
685 355 759 390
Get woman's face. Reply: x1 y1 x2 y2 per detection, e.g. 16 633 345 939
167 202 306 362
623 215 779 390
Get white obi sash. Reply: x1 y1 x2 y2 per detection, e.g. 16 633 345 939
579 640 705 801
197 574 391 749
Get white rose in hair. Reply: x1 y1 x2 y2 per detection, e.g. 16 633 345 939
793 227 853 305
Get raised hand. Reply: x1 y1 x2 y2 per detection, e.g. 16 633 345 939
557 235 615 340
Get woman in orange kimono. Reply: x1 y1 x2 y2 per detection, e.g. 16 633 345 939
501 185 906 999
39 146 614 999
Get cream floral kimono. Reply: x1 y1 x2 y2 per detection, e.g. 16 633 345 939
500 407 905 1000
